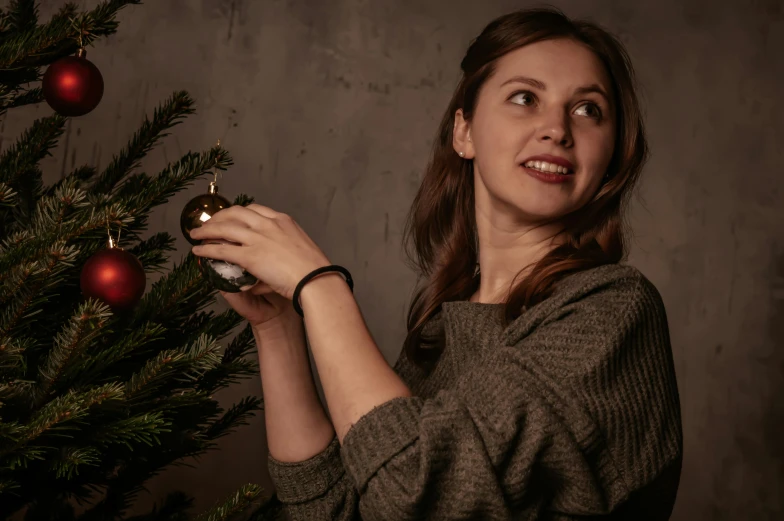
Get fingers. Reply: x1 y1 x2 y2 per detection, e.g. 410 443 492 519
190 220 259 245
244 203 283 220
202 205 268 228
190 241 244 265
250 281 276 295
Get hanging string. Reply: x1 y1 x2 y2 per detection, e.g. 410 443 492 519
210 139 223 189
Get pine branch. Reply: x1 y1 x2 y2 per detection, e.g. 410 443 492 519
194 483 263 521
91 411 171 449
200 309 243 343
131 255 214 327
0 238 86 340
7 1 38 34
0 192 126 279
0 0 142 70
75 426 212 521
0 418 23 445
123 348 185 403
42 165 97 198
0 377 33 412
112 171 151 200
118 146 234 218
0 114 67 188
201 396 261 442
127 232 176 274
0 85 43 115
71 321 167 385
232 193 255 207
6 166 42 229
0 334 29 376
0 177 90 270
35 299 114 404
222 324 256 364
197 324 259 395
124 335 222 402
0 382 125 464
0 183 15 208
50 445 100 479
177 309 244 363
196 359 258 397
91 91 196 194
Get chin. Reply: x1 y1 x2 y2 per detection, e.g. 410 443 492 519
509 197 573 223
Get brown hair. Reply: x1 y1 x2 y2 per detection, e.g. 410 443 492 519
400 6 649 369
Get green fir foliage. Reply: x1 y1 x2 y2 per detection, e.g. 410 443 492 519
0 2 279 520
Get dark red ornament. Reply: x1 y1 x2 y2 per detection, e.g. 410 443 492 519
80 244 146 312
43 48 104 117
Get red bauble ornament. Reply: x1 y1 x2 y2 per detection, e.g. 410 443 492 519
43 48 104 117
80 247 146 312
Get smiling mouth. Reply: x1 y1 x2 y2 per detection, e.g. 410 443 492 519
521 161 574 175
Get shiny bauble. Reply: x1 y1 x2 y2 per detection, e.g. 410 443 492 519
42 49 104 117
80 248 146 311
180 192 231 245
197 239 258 293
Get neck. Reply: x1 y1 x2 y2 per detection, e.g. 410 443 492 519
470 206 566 304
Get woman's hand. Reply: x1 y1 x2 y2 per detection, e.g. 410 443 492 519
189 203 332 303
218 283 300 330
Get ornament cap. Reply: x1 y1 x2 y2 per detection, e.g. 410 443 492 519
77 47 86 59
106 235 124 250
208 181 218 194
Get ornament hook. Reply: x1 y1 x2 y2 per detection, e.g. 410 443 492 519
70 17 87 57
106 216 122 249
209 139 223 194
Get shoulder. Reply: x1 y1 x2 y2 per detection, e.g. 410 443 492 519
503 263 668 345
549 263 665 315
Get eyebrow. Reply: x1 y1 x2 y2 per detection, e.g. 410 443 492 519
500 75 611 105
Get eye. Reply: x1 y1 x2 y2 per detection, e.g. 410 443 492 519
575 102 602 120
508 90 536 106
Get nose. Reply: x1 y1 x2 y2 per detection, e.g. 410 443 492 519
536 109 573 147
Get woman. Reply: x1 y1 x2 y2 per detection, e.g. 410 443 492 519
190 6 683 520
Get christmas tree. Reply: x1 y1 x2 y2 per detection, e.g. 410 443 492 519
0 1 281 520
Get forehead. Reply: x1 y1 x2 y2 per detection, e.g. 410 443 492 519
489 38 612 94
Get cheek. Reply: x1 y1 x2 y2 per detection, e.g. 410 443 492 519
577 128 614 179
472 109 523 152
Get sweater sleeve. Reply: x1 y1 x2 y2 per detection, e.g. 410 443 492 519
338 273 683 520
267 435 359 521
265 354 414 521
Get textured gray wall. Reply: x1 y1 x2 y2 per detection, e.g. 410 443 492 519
4 0 783 519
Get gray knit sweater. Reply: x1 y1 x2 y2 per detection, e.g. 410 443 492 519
267 264 683 520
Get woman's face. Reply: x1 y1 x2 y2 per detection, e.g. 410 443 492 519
454 38 616 225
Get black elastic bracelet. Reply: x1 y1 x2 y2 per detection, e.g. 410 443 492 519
292 264 354 317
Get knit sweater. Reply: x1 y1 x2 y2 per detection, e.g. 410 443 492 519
267 263 683 520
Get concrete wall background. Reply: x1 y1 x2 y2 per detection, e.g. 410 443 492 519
3 0 782 519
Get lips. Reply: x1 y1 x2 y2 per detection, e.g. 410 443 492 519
521 154 576 172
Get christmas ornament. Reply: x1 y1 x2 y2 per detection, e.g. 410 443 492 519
80 224 146 311
180 174 231 246
181 152 258 293
197 239 258 293
43 47 104 117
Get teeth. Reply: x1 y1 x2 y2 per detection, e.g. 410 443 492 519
524 160 571 174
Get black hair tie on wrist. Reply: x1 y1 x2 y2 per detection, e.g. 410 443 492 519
292 264 354 317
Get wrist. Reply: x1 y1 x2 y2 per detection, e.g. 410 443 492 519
251 312 304 340
297 272 353 312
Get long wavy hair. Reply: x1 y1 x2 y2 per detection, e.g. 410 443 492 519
400 6 649 369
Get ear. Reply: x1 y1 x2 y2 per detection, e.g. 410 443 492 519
452 109 475 159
